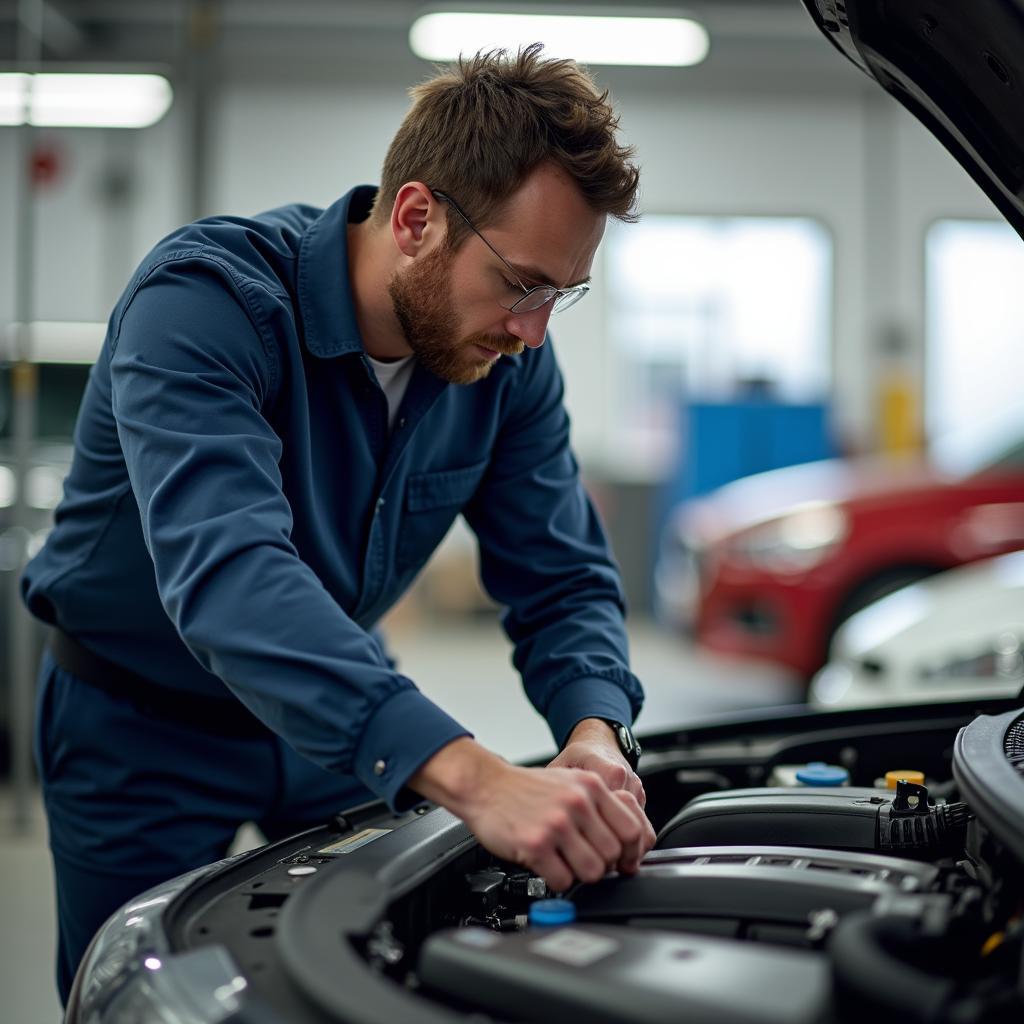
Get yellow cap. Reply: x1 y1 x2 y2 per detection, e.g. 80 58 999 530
885 770 925 789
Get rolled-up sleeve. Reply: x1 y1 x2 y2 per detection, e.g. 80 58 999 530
464 340 644 748
109 254 469 809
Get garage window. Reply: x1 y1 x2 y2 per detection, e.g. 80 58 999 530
925 219 1024 439
605 215 832 473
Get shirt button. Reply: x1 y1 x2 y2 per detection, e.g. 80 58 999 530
376 497 386 511
397 417 406 429
373 759 387 776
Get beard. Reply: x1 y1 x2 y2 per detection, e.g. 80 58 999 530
387 243 524 385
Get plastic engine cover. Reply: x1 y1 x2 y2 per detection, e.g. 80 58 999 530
419 924 829 1024
657 787 888 849
571 845 938 940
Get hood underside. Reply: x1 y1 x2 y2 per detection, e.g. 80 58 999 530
802 0 1024 240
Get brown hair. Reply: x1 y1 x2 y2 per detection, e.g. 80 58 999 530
370 43 640 242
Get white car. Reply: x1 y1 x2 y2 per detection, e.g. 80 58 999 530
810 551 1024 708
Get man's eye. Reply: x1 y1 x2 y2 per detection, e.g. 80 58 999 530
501 276 524 293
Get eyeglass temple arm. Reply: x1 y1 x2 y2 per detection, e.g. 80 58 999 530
431 190 530 294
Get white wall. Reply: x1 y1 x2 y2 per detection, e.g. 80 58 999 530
0 106 188 327
0 71 999 464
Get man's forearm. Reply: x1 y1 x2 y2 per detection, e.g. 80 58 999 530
566 717 618 748
413 722 619 805
409 736 507 812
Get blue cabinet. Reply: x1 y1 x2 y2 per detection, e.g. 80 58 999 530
675 399 835 502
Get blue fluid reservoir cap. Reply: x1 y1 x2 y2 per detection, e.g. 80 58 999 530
795 761 849 786
528 899 577 927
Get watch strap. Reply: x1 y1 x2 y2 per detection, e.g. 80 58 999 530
602 719 642 771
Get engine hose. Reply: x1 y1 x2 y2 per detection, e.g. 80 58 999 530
828 910 956 1023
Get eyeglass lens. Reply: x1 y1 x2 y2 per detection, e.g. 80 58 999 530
511 286 586 315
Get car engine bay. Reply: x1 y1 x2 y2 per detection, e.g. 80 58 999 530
67 697 1024 1024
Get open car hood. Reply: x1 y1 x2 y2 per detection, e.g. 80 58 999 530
802 0 1024 240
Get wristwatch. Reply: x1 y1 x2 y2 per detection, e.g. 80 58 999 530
602 719 642 771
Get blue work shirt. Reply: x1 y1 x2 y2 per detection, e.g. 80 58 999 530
22 185 644 810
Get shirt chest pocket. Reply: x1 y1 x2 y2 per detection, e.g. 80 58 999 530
395 459 490 572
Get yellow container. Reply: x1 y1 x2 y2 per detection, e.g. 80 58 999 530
884 770 925 789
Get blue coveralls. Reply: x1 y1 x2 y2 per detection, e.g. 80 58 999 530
22 185 644 1001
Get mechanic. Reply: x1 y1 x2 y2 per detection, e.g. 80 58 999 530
23 44 656 1003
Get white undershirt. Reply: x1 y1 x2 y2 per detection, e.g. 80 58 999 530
365 354 416 431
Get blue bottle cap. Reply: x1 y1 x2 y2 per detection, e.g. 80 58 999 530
528 899 577 927
795 761 849 787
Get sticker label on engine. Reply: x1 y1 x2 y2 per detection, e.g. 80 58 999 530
529 929 619 967
317 828 391 855
455 928 502 949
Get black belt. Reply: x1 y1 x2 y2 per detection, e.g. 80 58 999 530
49 628 272 739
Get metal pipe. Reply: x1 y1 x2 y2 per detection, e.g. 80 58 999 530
185 0 219 220
8 0 44 831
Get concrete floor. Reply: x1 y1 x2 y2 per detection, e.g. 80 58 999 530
0 615 799 1023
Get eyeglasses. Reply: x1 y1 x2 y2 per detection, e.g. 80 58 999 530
431 190 590 315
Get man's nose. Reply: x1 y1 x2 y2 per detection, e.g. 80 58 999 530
506 301 554 349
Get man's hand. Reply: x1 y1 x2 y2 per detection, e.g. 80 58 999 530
547 718 646 809
411 737 656 892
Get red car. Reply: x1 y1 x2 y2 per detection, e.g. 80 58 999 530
655 408 1024 681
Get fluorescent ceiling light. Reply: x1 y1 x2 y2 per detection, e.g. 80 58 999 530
0 73 172 128
410 12 709 67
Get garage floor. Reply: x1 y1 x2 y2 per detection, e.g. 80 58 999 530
0 616 799 1023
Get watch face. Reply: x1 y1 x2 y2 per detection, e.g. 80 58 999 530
609 722 640 767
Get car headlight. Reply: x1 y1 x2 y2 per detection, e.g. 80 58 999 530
726 502 849 574
808 662 856 705
71 858 251 1024
919 632 1024 682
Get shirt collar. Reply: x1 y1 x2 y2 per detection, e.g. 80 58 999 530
297 184 377 358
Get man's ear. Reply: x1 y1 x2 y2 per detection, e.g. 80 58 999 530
391 182 444 257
